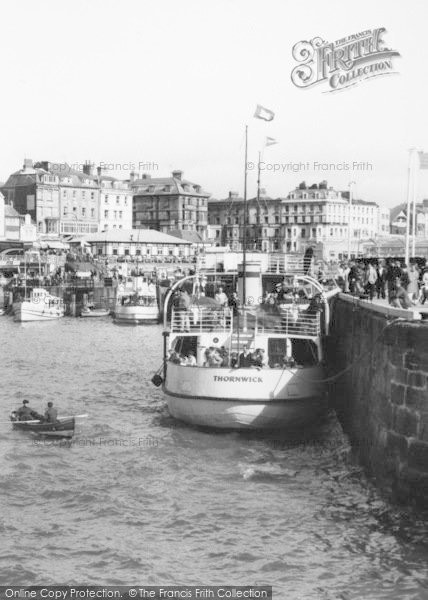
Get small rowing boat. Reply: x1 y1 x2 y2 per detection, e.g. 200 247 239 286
10 413 76 438
81 306 110 318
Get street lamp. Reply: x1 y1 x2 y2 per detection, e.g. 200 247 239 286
347 181 356 259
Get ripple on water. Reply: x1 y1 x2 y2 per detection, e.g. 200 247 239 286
0 318 427 596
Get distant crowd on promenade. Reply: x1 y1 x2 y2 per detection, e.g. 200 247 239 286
332 259 428 309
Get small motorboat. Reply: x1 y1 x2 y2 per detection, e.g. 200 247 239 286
10 412 75 438
81 306 110 318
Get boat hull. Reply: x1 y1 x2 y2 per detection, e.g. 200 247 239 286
11 417 75 438
81 309 110 318
164 363 327 430
114 306 159 324
13 302 64 322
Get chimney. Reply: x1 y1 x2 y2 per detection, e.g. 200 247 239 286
141 174 151 180
228 191 239 200
23 158 34 172
97 166 102 178
172 170 183 180
130 171 137 182
83 161 94 176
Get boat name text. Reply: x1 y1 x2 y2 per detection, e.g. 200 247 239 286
213 375 263 383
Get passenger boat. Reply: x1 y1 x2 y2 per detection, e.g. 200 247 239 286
114 279 159 324
157 266 339 430
13 288 65 322
81 306 110 318
10 414 75 438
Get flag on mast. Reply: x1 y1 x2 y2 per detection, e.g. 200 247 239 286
254 104 275 121
418 151 428 169
265 137 278 147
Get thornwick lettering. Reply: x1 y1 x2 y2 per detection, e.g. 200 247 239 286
291 28 400 92
213 376 263 383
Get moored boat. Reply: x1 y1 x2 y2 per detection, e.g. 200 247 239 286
81 306 110 318
114 279 159 324
13 288 65 322
156 267 339 431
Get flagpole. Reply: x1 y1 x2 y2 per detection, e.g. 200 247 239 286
404 148 413 265
411 150 418 259
243 124 248 305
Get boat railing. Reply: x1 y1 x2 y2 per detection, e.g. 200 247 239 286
255 310 321 338
171 307 233 333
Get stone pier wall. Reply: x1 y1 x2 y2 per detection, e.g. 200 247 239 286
328 296 428 507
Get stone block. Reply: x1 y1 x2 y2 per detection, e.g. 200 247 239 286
406 386 428 411
395 406 419 438
407 371 426 389
399 466 428 504
408 439 428 470
393 367 408 385
386 429 408 458
390 382 406 405
390 346 405 368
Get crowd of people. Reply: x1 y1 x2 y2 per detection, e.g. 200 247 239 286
334 259 428 308
168 345 270 369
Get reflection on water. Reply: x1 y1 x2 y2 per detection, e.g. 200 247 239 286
0 317 427 599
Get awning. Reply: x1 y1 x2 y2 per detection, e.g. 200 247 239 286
40 241 70 250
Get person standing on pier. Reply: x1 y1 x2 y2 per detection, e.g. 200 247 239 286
408 264 420 301
376 260 387 299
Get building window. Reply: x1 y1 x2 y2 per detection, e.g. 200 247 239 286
91 192 95 199
116 196 120 204
73 206 77 213
62 190 67 197
124 249 130 256
119 211 122 218
112 249 118 255
82 207 86 216
105 195 108 203
63 207 67 216
91 208 95 217
72 191 76 198
104 210 108 218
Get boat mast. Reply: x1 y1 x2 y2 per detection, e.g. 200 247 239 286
243 124 248 304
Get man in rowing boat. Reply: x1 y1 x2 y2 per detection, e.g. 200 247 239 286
44 401 58 423
15 400 41 421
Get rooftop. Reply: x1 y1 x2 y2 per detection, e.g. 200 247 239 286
132 171 210 198
84 228 192 245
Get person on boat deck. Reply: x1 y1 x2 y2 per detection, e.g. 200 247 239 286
251 348 267 368
45 401 58 423
230 351 239 368
16 400 37 421
186 351 197 366
215 286 228 307
238 346 252 368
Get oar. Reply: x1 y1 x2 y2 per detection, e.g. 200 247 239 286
6 414 89 424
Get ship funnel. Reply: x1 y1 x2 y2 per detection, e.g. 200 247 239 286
237 260 262 306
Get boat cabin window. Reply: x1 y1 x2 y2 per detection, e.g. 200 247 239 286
268 337 318 368
171 336 198 362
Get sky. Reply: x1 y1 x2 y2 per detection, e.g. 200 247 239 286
1 0 428 208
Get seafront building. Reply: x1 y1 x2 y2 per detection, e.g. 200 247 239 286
131 170 210 239
1 159 100 237
83 228 193 259
208 181 391 260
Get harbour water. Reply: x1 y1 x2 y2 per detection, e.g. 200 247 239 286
0 317 427 599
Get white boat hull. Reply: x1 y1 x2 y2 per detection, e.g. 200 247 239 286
164 363 327 430
81 309 110 318
13 302 65 322
115 306 159 324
